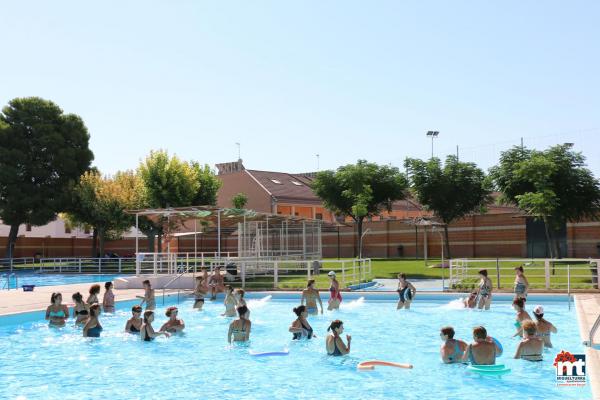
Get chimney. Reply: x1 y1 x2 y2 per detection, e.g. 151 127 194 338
215 159 245 175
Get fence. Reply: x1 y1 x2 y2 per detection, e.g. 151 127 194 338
449 258 600 291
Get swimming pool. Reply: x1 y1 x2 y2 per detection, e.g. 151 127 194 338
1 272 125 290
0 294 591 400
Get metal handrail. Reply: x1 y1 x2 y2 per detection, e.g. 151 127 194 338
583 314 600 349
161 263 196 305
1 273 17 290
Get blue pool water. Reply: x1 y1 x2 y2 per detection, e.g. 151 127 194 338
1 272 125 289
0 295 591 400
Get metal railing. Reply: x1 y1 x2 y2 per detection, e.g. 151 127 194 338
1 273 18 290
449 258 600 291
583 314 600 349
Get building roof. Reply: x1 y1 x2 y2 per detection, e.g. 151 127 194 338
245 170 321 203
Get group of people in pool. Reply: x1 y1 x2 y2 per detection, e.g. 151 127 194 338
439 266 558 365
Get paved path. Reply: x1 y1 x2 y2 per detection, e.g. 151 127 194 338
575 294 600 399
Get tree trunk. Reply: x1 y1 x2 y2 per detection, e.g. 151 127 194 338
356 217 364 259
443 225 451 260
98 229 106 257
5 224 19 259
91 228 98 257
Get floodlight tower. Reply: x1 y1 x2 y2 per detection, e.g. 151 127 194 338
426 131 439 158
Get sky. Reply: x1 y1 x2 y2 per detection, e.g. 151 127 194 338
1 1 599 177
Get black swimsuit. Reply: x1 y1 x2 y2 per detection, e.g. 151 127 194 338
292 319 313 340
142 325 154 341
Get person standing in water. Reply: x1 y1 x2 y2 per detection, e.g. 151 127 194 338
140 310 170 341
465 326 502 365
83 304 103 338
326 320 351 356
138 280 156 311
396 273 416 310
222 285 238 317
327 271 342 310
71 292 89 325
193 277 207 310
289 305 314 340
476 269 493 310
45 292 69 327
463 292 477 309
301 279 323 315
440 326 467 363
209 267 225 300
514 320 544 361
160 306 186 334
125 305 143 334
102 281 115 313
513 266 530 300
512 297 532 338
228 305 251 343
532 305 557 347
87 284 101 306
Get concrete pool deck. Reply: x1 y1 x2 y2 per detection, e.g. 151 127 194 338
1 284 599 398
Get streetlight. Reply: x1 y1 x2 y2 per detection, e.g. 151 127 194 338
432 225 446 291
359 228 371 259
316 154 320 171
235 142 241 160
426 131 439 158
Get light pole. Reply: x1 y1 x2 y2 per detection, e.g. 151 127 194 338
359 228 371 259
235 142 241 160
432 226 445 291
426 131 439 158
316 154 320 171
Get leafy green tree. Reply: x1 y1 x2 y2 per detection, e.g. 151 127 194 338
0 97 93 258
231 193 248 209
490 144 600 258
405 155 491 258
190 162 221 206
312 160 407 257
64 171 138 256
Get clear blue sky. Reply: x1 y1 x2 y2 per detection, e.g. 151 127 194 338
1 1 599 176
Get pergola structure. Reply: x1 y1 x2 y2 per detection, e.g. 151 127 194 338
127 205 323 262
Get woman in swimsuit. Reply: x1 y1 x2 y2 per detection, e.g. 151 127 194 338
466 326 502 365
532 305 557 348
222 285 238 317
514 320 544 361
289 305 315 340
463 291 477 309
125 305 143 334
160 306 186 334
326 320 350 356
193 277 207 310
228 305 251 343
396 273 416 310
235 289 247 308
45 292 69 327
102 281 115 313
327 271 342 311
87 284 101 306
301 279 323 315
512 297 532 338
476 269 493 310
439 326 467 363
513 266 529 300
83 304 103 338
137 280 156 311
71 292 89 325
210 267 225 300
140 310 170 341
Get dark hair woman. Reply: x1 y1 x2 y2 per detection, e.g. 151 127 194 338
125 305 143 334
140 310 170 341
512 298 532 338
228 305 251 343
326 320 350 356
72 292 89 325
102 281 115 313
301 279 323 315
476 270 493 310
289 305 314 340
87 284 101 306
45 292 69 327
83 304 103 338
160 306 185 334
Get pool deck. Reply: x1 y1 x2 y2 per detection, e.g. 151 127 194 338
1 284 599 398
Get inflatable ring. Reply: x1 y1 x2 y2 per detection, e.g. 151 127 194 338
249 350 289 357
357 360 413 370
467 364 511 376
490 337 503 355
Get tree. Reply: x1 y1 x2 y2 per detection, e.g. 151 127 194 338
405 155 491 258
0 97 94 258
312 160 407 257
64 171 138 256
231 193 248 209
190 162 221 206
490 144 600 258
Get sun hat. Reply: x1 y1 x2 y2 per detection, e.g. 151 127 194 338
533 305 544 314
327 271 336 277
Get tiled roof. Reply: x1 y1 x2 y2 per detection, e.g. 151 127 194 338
246 170 321 202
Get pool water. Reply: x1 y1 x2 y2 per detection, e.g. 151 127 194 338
0 295 591 400
1 273 125 289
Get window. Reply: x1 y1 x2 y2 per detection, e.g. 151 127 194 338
291 181 302 186
315 213 323 220
26 224 32 232
270 179 282 184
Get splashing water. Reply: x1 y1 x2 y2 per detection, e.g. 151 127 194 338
440 298 467 310
247 295 272 309
340 297 365 310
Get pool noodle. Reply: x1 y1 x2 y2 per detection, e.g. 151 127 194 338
249 350 289 357
357 360 413 370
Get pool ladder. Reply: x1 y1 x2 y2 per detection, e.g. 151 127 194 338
161 265 193 305
1 273 17 290
583 313 600 350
